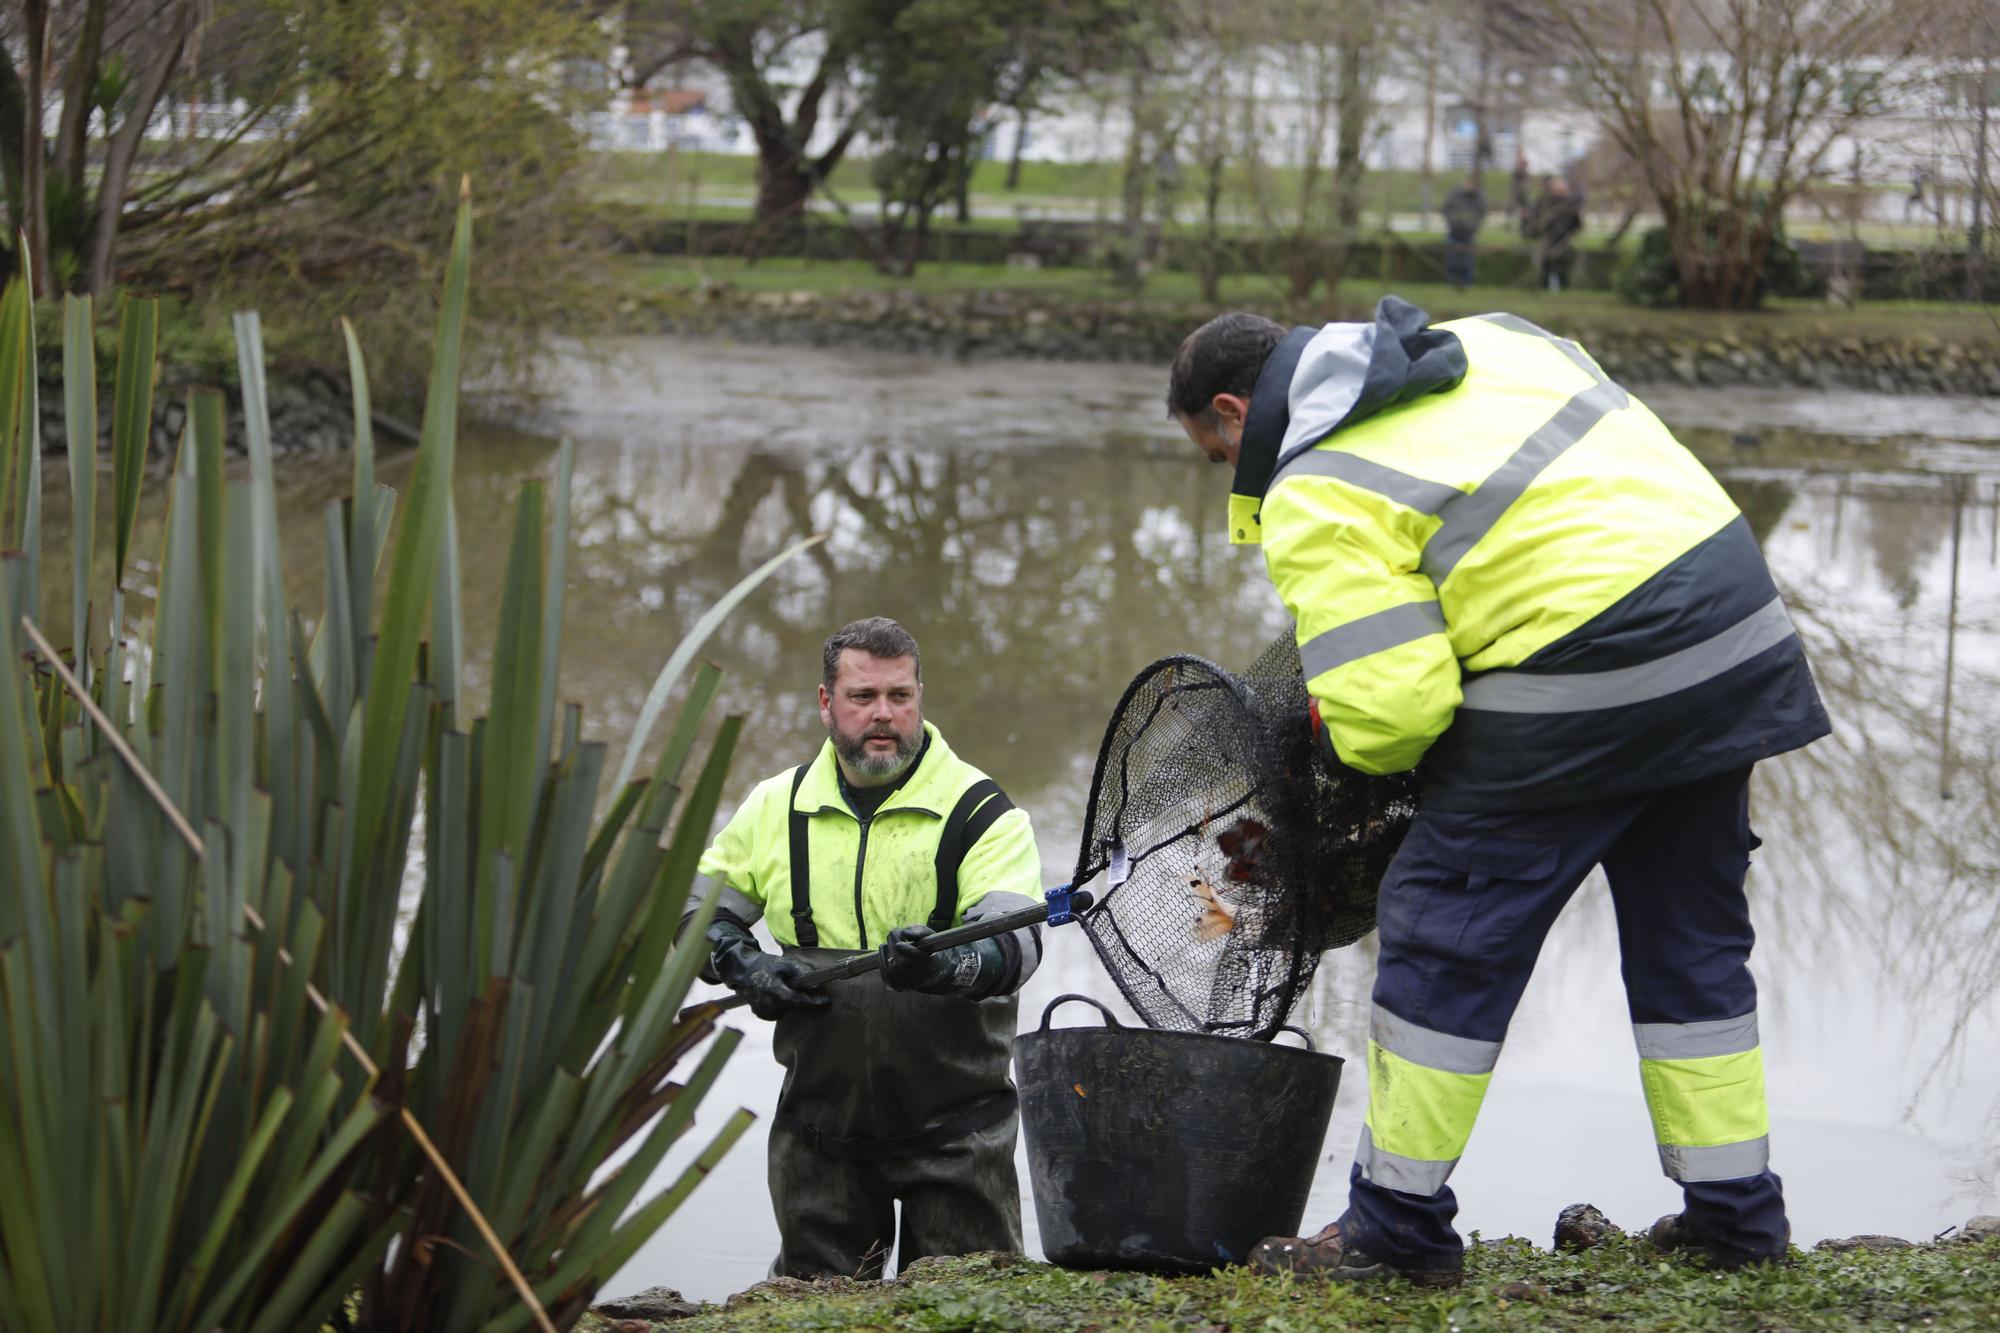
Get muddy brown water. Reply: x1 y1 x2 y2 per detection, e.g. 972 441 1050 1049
38 336 2000 1303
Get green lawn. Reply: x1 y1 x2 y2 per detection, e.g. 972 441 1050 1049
592 151 1972 249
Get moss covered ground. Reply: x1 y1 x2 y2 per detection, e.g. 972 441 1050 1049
580 1236 2000 1332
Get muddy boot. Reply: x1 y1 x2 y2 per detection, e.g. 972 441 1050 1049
1648 1213 1788 1271
1249 1221 1464 1287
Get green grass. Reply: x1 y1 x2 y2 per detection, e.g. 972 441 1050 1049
593 152 1977 249
582 1238 2000 1331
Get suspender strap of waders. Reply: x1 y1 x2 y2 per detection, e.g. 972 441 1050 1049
776 1089 1018 1162
928 780 1015 930
787 764 819 947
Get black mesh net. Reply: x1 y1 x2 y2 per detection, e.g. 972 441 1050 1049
1072 632 1421 1040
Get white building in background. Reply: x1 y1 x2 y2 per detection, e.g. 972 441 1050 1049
608 38 1994 220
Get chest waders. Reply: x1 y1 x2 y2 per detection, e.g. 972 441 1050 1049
767 765 1025 1279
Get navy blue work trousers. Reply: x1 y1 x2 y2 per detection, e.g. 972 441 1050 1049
1337 764 1789 1270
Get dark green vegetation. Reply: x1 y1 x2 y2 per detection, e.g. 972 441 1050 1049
587 1239 2000 1331
0 190 797 1331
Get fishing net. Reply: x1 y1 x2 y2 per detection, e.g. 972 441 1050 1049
1072 632 1421 1040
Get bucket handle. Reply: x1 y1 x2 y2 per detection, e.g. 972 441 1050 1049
1271 1025 1317 1052
1038 993 1122 1032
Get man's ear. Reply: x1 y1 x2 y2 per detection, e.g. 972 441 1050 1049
1211 392 1250 430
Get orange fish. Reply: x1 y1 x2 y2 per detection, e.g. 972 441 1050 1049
1188 876 1238 942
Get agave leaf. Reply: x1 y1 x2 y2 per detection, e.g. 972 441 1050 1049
61 295 94 678
341 319 376 663
0 278 30 547
109 297 158 587
476 480 544 918
0 565 44 932
569 1025 744 1262
481 1099 754 1333
240 1191 371 1333
531 439 574 784
188 389 226 686
173 1087 294 1321
218 486 257 848
351 186 471 898
431 497 465 731
609 531 825 793
16 260 39 600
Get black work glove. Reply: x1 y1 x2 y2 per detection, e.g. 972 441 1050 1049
708 920 830 1021
878 925 1009 997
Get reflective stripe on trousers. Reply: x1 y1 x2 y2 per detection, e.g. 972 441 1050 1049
1356 1007 1499 1197
1635 1012 1771 1182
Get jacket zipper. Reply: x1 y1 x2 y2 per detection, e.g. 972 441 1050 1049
852 815 872 950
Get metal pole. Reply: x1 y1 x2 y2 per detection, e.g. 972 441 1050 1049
1939 476 1965 799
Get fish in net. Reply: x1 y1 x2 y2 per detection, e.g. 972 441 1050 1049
1070 632 1420 1040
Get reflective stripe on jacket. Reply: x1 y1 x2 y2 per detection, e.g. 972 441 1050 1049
1230 297 1829 811
695 721 1042 950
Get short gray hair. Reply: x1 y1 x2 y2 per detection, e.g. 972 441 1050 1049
822 617 921 688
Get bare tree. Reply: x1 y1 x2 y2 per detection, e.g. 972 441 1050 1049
621 2 862 249
1533 0 1936 308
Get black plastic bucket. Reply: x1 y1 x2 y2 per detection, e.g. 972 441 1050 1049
1015 994 1344 1273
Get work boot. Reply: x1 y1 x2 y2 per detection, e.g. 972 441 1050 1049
1648 1213 1787 1271
1249 1220 1463 1287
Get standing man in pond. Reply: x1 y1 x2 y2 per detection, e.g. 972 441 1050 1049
684 617 1043 1280
1165 300 1828 1285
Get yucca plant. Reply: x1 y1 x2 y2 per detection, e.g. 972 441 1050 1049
0 185 810 1331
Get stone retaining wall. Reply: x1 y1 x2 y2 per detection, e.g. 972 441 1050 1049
637 287 2000 397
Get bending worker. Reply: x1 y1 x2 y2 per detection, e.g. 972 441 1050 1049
1166 299 1829 1285
684 617 1042 1279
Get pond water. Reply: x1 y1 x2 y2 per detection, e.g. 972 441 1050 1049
41 334 2000 1304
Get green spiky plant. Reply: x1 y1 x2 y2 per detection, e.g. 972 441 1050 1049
0 185 810 1331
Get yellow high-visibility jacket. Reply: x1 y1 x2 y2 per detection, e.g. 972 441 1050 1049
694 722 1042 952
1228 299 1828 810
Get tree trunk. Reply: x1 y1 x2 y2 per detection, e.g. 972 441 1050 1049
0 57 26 248
1328 13 1371 295
85 11 191 295
753 159 815 242
1969 56 1991 304
1115 66 1149 291
22 0 52 295
54 0 109 198
1006 107 1028 190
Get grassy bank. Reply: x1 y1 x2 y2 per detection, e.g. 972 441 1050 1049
617 254 1999 342
584 1238 2000 1332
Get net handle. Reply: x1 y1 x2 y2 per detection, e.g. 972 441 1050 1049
1037 993 1123 1032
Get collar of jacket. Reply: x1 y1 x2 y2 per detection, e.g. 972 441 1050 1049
1227 296 1468 546
794 722 948 819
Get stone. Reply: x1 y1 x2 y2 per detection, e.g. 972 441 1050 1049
1554 1202 1620 1252
592 1284 707 1321
1813 1235 1913 1253
1494 1280 1548 1302
724 1275 865 1309
1960 1215 2000 1240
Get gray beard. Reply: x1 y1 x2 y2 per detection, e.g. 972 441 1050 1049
832 725 921 783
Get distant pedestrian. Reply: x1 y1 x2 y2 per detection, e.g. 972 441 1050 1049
1440 173 1487 290
1903 168 1931 223
1529 175 1583 291
1510 151 1532 225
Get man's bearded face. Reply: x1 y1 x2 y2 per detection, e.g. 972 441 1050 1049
821 650 923 784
